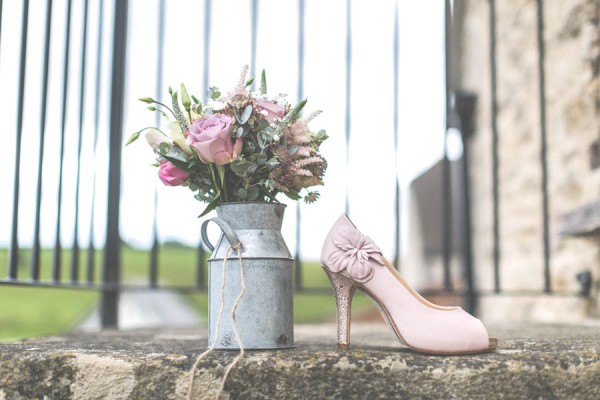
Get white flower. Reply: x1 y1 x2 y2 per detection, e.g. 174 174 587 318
145 129 168 151
164 121 193 155
207 100 226 111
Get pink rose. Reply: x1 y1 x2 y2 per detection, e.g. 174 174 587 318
186 114 242 165
254 100 285 124
158 161 189 186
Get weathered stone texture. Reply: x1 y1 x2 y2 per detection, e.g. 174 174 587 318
460 0 600 320
0 324 598 399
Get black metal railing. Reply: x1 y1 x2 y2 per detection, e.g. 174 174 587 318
0 0 580 329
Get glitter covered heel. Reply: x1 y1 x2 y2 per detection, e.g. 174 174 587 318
322 265 357 350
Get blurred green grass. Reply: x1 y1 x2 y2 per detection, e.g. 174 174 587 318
0 246 373 341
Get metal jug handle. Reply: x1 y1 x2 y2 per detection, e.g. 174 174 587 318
201 217 243 252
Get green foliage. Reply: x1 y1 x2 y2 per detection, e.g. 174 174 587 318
208 86 221 100
260 69 267 94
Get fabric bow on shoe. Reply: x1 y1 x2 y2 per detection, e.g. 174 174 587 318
328 229 385 283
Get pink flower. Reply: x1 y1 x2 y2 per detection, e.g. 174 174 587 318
158 161 189 186
254 100 285 124
186 114 242 165
327 229 385 282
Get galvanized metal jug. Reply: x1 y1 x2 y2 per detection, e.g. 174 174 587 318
201 202 294 349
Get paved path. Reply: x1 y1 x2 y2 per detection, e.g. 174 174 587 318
78 290 203 330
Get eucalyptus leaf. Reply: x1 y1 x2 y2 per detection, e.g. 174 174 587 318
232 107 241 123
158 142 172 155
257 119 270 130
288 144 299 156
237 188 247 199
230 160 251 174
247 186 259 201
244 140 257 154
236 126 245 138
240 105 253 124
257 133 266 149
247 163 258 174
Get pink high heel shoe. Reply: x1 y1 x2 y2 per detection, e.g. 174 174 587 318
321 214 497 355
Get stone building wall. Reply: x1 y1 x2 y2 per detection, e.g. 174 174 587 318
457 0 600 321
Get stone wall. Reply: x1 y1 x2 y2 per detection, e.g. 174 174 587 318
457 0 600 321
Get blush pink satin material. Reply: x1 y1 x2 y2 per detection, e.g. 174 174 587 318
321 214 490 354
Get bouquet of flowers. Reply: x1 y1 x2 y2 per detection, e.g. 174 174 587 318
127 66 328 216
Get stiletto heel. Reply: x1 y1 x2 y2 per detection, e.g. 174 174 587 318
321 214 497 355
322 266 357 350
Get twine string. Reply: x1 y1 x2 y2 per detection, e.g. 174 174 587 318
187 243 246 400
217 245 245 395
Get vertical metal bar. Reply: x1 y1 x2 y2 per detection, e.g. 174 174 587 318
101 0 129 328
196 0 212 287
595 0 600 118
53 0 74 283
201 0 211 103
344 0 352 215
294 0 305 290
87 0 104 285
249 0 258 83
8 0 30 281
455 92 477 314
392 1 400 271
536 0 551 293
31 0 54 282
71 0 91 284
489 0 500 293
150 0 166 289
442 0 453 292
149 190 159 288
0 1 4 57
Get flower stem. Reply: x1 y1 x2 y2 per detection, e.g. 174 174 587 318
153 101 176 119
216 164 229 203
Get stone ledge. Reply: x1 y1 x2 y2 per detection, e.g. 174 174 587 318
0 323 599 399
